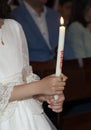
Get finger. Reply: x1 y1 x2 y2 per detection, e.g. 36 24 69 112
61 73 68 81
48 104 63 113
55 94 65 103
47 94 63 103
49 99 64 106
52 108 63 113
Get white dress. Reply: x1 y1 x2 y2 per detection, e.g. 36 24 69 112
0 19 57 130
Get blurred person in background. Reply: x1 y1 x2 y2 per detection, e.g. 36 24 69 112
11 0 60 63
58 0 73 26
64 0 91 60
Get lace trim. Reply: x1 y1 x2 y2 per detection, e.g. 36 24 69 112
0 73 24 122
0 83 14 113
0 83 17 122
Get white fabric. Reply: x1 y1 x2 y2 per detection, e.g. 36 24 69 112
0 19 57 130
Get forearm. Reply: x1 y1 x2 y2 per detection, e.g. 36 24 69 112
9 81 41 102
9 74 67 102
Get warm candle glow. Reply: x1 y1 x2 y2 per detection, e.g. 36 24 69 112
60 17 64 25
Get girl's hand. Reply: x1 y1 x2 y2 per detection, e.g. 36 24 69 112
38 74 67 96
47 92 65 113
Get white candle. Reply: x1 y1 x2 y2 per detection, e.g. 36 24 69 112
54 17 66 100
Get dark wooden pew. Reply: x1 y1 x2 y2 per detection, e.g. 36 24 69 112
61 111 91 130
30 59 56 78
63 58 91 101
61 58 91 130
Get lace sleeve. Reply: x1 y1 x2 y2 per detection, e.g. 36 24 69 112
0 83 14 114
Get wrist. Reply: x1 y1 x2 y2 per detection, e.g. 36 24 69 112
27 80 42 96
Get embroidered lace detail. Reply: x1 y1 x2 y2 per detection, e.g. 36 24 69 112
0 83 14 114
0 73 24 122
0 83 17 122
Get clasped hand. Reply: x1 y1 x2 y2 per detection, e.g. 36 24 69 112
34 73 67 112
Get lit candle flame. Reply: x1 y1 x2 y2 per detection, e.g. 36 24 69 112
60 17 64 25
